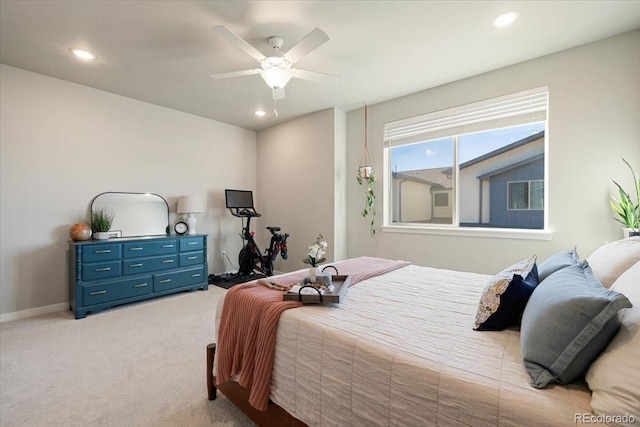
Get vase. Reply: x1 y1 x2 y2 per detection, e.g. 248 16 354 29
309 267 317 283
69 223 92 241
358 166 373 179
93 231 110 240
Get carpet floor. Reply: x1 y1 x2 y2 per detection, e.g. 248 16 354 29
0 287 255 426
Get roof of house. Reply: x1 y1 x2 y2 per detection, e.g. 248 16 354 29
459 130 545 170
392 167 452 189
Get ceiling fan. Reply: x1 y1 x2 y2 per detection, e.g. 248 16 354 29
210 25 338 101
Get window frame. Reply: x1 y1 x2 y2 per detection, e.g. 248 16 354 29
382 87 550 240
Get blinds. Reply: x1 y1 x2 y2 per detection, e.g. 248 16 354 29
384 87 548 148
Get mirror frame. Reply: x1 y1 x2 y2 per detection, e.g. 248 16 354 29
90 192 170 238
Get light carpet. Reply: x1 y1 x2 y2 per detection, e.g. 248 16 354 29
0 286 255 426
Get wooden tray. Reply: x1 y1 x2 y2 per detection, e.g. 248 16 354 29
283 275 351 304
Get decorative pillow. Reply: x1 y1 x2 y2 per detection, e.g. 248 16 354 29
473 256 538 331
520 263 632 388
586 261 640 424
587 236 640 288
537 247 581 282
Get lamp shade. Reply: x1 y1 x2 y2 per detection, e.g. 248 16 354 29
177 195 205 214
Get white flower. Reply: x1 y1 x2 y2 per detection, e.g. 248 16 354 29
305 234 328 266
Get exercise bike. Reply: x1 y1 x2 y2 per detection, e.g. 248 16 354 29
225 189 289 277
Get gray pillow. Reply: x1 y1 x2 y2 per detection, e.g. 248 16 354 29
520 263 632 388
537 248 581 282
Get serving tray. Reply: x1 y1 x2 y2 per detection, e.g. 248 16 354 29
283 275 351 304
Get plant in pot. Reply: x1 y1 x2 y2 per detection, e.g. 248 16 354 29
610 158 639 238
357 103 376 237
91 208 115 240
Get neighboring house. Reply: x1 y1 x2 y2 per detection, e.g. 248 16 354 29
392 131 545 228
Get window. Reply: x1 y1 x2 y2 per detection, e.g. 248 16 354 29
508 180 544 210
384 87 548 231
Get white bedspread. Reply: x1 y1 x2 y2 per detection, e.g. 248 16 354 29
263 264 600 427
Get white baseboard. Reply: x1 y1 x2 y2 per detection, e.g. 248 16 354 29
0 302 68 323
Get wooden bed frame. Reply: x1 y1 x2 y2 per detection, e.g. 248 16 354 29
206 343 307 427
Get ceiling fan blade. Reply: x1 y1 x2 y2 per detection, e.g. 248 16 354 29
292 69 340 85
272 87 285 100
209 69 261 79
283 28 329 63
212 25 265 61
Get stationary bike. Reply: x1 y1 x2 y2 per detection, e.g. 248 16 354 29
225 189 289 277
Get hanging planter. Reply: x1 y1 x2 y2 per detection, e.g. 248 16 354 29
357 104 376 237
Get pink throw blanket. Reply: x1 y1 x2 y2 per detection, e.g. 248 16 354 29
215 256 411 410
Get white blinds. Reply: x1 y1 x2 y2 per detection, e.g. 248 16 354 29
384 87 548 147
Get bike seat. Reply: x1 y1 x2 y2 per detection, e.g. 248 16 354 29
267 226 281 233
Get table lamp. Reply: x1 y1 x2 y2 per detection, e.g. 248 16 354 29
177 195 205 235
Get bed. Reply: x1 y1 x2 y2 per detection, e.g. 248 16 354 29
207 239 640 427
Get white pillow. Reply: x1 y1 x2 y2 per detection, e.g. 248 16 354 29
585 261 640 425
587 237 640 288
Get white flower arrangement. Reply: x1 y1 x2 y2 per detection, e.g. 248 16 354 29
304 234 327 267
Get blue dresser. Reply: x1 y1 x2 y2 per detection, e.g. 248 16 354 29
69 235 208 318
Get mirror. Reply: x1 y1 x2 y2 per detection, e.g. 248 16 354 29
91 192 169 238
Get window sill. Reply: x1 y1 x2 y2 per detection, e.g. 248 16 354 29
381 224 552 240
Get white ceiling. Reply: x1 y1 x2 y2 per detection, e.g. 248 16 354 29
1 1 639 131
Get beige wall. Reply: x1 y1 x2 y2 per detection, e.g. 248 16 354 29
0 65 257 319
347 30 640 273
256 108 346 273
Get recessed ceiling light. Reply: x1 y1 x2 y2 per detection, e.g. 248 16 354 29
254 110 266 117
491 11 520 28
70 48 97 60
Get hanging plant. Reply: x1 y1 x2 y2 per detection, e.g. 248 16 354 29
357 104 376 237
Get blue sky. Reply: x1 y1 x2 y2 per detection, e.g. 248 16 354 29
391 123 545 171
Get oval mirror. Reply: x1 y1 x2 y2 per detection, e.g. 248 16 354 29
91 192 169 238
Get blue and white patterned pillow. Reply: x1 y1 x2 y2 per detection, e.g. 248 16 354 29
474 255 538 331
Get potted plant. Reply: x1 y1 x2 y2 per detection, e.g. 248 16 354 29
610 158 639 238
357 171 376 237
91 208 115 240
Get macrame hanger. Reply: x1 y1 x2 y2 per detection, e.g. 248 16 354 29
359 103 371 168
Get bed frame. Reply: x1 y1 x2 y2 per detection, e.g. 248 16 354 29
206 343 307 427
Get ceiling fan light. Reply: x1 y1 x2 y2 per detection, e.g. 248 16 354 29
261 67 292 89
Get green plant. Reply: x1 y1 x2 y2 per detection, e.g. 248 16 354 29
91 208 115 232
610 158 639 232
357 170 377 237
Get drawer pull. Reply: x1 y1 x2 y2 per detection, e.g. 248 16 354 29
187 242 198 245
94 267 112 272
187 256 198 260
159 279 172 283
94 249 112 254
89 290 107 296
129 247 143 251
162 259 174 264
133 283 148 288
191 273 202 278
128 263 144 268
162 244 175 248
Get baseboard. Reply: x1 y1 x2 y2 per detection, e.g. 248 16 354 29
0 302 68 323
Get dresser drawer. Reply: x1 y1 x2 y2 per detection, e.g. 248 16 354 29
179 251 204 267
179 237 204 252
82 261 122 281
123 240 177 259
83 276 152 305
82 244 121 263
123 255 177 275
153 267 205 292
